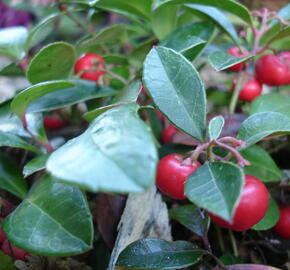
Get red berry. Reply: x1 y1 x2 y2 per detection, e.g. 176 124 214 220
233 77 262 102
208 175 269 231
1 239 29 260
0 229 6 244
161 125 178 143
156 153 201 200
273 205 290 239
74 53 105 82
227 47 248 72
44 117 66 130
255 53 290 86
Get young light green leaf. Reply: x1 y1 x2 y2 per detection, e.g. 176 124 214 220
241 145 281 182
47 104 158 193
3 175 93 256
23 154 50 178
185 162 244 222
237 112 290 146
169 205 210 237
27 42 76 84
208 51 252 71
116 239 204 269
0 26 28 60
208 115 224 140
11 80 75 117
250 93 290 118
143 46 206 141
252 196 280 231
27 79 117 113
0 152 28 199
185 4 240 44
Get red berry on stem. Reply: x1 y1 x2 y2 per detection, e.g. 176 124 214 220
208 175 269 231
44 117 66 130
233 77 262 102
1 239 29 260
274 205 290 239
227 47 248 72
161 125 178 143
74 53 106 82
156 153 201 200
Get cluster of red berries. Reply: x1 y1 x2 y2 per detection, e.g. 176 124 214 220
227 47 290 102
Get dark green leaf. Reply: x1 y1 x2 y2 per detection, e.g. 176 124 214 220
208 115 224 140
0 131 40 153
11 80 75 117
47 104 158 193
220 254 243 265
208 51 252 71
27 79 117 113
252 196 280 230
241 145 281 182
143 46 206 141
237 112 290 145
3 175 93 256
23 154 50 177
102 54 128 65
116 239 204 269
27 42 76 84
0 152 28 199
185 4 239 44
185 162 244 222
169 205 210 237
0 251 16 270
250 93 290 118
0 63 24 77
0 26 28 60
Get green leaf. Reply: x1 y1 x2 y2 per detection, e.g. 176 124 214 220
143 46 206 141
240 145 281 182
160 22 214 61
185 4 239 44
169 205 210 237
208 51 252 71
268 26 290 45
102 54 128 65
3 175 93 256
83 81 140 122
27 42 76 84
0 251 16 270
185 162 244 222
47 104 158 193
0 152 28 199
27 79 117 113
250 93 290 119
0 26 28 60
252 196 280 231
0 63 24 77
116 239 204 269
11 80 75 118
237 112 290 146
0 131 40 153
153 0 253 25
23 154 50 178
208 115 224 140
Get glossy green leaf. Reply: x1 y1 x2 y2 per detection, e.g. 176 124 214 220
208 51 252 71
0 27 28 60
27 42 76 84
0 63 24 77
3 175 93 256
252 197 280 231
153 0 253 25
27 79 117 113
143 46 206 141
185 4 239 44
83 81 140 122
0 251 16 270
116 239 204 269
0 152 28 199
250 93 290 118
0 131 40 153
185 162 244 222
23 154 50 178
169 205 210 237
11 80 75 118
160 22 214 61
47 104 158 193
208 115 224 140
241 145 281 182
237 112 290 146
